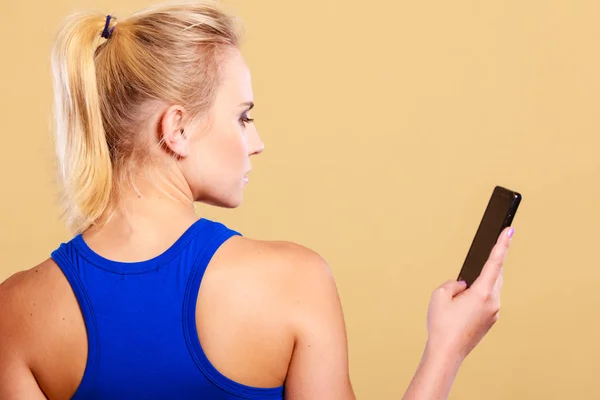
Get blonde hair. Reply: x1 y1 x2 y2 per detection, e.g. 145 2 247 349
51 0 242 233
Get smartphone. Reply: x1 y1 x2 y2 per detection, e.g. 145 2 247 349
457 186 521 287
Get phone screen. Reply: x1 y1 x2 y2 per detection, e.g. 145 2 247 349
457 186 521 287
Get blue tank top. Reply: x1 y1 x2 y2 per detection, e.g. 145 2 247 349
50 218 285 400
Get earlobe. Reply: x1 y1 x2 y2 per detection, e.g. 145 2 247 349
177 129 189 158
162 127 188 158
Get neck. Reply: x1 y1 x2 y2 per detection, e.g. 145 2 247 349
87 169 198 238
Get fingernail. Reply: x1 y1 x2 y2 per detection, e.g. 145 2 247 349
508 228 515 238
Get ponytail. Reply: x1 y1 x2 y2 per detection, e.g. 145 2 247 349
51 12 113 233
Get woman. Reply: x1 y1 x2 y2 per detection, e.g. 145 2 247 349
0 1 514 399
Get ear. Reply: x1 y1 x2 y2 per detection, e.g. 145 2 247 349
160 105 189 158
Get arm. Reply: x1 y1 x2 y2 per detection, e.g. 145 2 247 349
283 249 355 400
402 346 462 400
283 225 511 399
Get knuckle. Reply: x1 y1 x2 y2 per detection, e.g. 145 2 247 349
435 281 452 293
491 301 501 314
441 280 454 288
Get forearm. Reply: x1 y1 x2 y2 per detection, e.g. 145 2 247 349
402 345 462 400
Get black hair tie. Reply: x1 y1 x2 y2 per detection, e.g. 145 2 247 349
101 15 116 39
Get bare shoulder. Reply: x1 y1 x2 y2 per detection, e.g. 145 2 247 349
211 235 337 307
0 258 84 356
196 235 343 389
1 260 59 320
0 263 48 367
0 259 68 342
212 238 353 398
0 261 71 397
0 259 87 400
194 236 336 388
216 235 333 283
212 235 342 329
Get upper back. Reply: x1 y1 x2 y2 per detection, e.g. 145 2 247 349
0 218 314 399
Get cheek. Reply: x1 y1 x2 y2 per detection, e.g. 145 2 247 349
223 129 248 168
207 129 248 178
182 126 248 193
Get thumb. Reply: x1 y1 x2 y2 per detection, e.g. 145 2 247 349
437 280 468 298
473 226 513 293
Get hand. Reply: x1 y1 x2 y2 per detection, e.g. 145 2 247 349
425 226 514 363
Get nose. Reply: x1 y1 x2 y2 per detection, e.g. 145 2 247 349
249 126 264 156
252 140 264 155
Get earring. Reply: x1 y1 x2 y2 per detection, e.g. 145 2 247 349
180 129 186 139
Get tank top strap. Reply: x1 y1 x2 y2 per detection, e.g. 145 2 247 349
178 218 242 278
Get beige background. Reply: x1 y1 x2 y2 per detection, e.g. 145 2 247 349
1 0 599 398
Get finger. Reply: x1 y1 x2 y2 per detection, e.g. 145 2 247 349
493 267 504 295
436 280 468 298
491 268 503 311
473 227 514 292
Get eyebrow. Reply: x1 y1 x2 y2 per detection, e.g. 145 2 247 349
240 101 254 110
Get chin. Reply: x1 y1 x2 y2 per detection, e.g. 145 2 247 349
220 198 242 209
200 191 243 209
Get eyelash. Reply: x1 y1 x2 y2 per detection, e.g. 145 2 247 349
240 113 254 126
